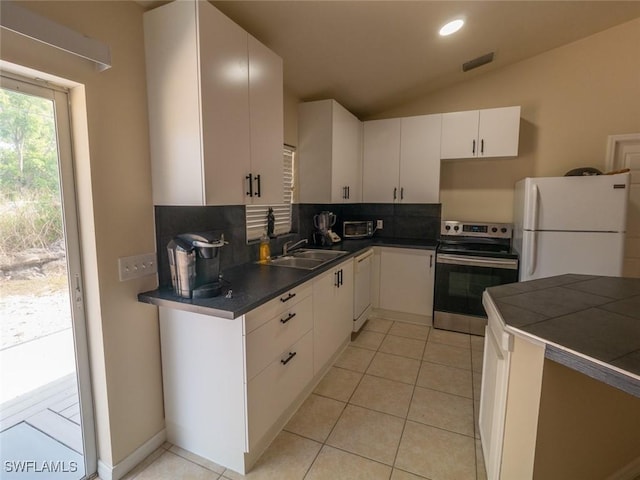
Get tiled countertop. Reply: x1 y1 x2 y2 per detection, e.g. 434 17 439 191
138 237 437 319
485 274 640 398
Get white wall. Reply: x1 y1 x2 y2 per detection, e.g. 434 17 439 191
0 0 164 470
374 17 640 222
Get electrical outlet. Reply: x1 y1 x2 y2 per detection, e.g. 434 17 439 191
118 253 158 281
376 219 383 229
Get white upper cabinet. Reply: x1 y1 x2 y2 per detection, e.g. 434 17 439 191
144 0 283 206
298 100 362 203
197 2 250 205
399 114 442 203
440 106 521 159
362 118 401 203
362 114 441 203
248 35 284 204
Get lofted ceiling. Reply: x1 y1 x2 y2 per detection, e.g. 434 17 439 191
137 1 640 119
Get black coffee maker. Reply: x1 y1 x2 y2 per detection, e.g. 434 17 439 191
167 232 227 298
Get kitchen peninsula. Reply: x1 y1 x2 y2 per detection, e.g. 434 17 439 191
480 274 640 480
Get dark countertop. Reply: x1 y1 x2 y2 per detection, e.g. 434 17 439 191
485 274 640 398
138 237 437 319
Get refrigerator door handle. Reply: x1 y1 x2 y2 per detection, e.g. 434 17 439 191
530 184 539 231
527 184 539 277
528 231 537 277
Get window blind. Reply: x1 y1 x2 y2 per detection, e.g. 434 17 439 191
246 146 295 241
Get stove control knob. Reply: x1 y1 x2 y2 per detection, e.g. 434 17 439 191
501 227 508 233
492 227 498 233
453 225 459 231
445 225 451 231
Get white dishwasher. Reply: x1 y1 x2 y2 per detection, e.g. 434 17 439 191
353 249 373 332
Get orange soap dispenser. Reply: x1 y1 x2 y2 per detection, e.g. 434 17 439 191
259 232 271 262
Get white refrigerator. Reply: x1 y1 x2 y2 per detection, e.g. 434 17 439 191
513 174 629 281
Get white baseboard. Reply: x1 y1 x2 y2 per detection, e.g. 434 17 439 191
97 429 167 480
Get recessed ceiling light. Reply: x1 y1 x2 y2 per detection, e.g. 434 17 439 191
439 19 464 36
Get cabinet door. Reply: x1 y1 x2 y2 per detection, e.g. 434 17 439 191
199 1 251 205
247 330 313 449
479 319 510 480
331 103 362 203
248 34 284 204
478 106 521 158
399 114 442 203
440 110 479 159
362 118 401 203
144 1 206 205
313 260 354 373
297 100 334 203
379 248 434 317
245 295 313 380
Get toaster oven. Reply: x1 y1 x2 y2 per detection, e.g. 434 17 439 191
343 221 374 239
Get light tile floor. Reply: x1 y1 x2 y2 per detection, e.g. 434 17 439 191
122 318 487 480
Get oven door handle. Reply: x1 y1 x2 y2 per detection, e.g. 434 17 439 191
436 254 519 270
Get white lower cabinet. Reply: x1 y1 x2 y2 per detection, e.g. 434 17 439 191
245 288 313 380
158 259 357 475
158 281 313 475
479 311 513 480
377 247 435 324
479 295 546 480
312 259 354 373
246 330 313 449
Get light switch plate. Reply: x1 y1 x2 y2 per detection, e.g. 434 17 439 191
118 253 158 281
376 220 383 229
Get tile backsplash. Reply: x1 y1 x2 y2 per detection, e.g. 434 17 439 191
155 203 440 287
296 203 441 241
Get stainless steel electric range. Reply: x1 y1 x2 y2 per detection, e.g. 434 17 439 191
434 221 519 336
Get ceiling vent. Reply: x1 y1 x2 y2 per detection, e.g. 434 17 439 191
462 52 494 72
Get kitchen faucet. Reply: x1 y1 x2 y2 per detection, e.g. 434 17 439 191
283 238 308 256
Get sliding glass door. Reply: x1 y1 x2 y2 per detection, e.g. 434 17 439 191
0 73 96 479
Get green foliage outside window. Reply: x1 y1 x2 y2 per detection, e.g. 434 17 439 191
0 88 63 254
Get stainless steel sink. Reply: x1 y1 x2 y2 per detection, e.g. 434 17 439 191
259 249 349 270
291 249 349 260
266 256 325 270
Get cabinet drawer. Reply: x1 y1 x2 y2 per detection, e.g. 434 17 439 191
245 282 312 334
246 330 313 449
245 295 313 380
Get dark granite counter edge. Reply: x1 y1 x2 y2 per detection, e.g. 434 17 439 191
138 238 437 319
545 344 640 398
484 289 640 399
138 293 238 319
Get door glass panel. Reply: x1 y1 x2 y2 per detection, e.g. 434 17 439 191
0 84 88 478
